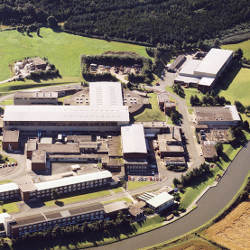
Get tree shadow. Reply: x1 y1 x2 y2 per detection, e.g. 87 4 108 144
213 61 241 95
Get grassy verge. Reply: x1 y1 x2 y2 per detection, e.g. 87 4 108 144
0 98 13 105
180 144 242 209
0 180 11 184
101 197 132 205
133 93 166 122
222 39 250 59
0 201 19 214
44 190 110 207
112 187 124 193
134 216 165 234
127 181 154 191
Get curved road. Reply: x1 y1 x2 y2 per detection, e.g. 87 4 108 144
94 141 250 250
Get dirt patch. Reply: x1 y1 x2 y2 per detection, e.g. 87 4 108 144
203 201 250 250
165 238 217 250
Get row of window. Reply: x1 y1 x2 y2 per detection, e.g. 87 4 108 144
6 122 118 127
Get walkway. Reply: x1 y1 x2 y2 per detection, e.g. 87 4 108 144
94 141 250 250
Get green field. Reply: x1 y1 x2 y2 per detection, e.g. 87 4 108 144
134 93 166 122
222 39 250 59
0 201 19 214
0 28 148 82
127 181 154 190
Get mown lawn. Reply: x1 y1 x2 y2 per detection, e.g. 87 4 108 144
127 181 153 190
45 189 110 207
0 201 19 214
0 28 148 82
134 93 166 122
0 180 11 184
222 39 250 59
180 144 242 209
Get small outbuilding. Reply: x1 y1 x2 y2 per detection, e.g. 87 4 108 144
2 130 20 152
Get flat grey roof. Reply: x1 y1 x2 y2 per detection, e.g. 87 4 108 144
4 105 130 123
32 150 46 164
14 91 58 99
0 183 19 193
38 143 80 154
194 105 240 122
89 82 123 106
104 201 128 214
194 48 233 76
3 130 19 142
179 59 201 76
121 124 147 154
34 170 112 191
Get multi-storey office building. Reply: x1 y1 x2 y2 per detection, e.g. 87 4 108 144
0 183 21 202
26 171 112 200
6 203 105 238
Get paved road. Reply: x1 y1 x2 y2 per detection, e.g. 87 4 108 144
93 141 250 250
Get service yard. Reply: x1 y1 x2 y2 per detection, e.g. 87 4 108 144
203 201 250 250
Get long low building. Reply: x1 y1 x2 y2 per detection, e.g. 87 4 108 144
194 105 241 128
3 105 130 131
26 171 112 200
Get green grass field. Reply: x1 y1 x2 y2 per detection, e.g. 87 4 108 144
0 28 148 82
0 202 19 214
0 180 11 184
222 39 250 59
127 181 153 190
134 93 166 122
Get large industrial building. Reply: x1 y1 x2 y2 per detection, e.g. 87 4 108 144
194 105 241 128
3 105 129 132
175 48 233 91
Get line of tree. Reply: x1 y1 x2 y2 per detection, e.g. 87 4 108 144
190 94 231 106
0 1 249 46
172 83 185 98
11 211 135 250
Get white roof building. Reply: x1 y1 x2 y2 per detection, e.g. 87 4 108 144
0 183 19 193
34 171 112 191
3 105 129 123
146 192 174 211
179 59 201 77
89 82 123 106
121 124 147 155
194 48 233 78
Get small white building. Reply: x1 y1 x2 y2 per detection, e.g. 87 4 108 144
146 192 175 212
0 183 20 201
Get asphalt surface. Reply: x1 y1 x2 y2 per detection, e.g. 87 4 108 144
93 141 250 250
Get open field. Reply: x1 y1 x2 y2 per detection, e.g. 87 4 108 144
222 39 250 59
203 202 250 250
0 28 148 82
134 93 166 122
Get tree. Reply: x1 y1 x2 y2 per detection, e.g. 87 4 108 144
234 48 243 61
213 38 220 48
47 16 58 29
215 142 223 156
242 120 249 131
234 101 245 113
173 178 181 186
37 27 40 36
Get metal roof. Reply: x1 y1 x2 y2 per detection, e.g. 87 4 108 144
146 192 174 208
3 105 130 123
0 183 19 193
89 82 123 106
34 171 112 191
179 59 201 76
194 48 233 76
198 77 215 86
121 124 147 154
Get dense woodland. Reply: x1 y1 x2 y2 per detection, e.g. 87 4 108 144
0 0 249 46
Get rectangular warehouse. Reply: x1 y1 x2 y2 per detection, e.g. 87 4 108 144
194 48 233 78
89 82 123 106
3 105 130 131
121 124 147 158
